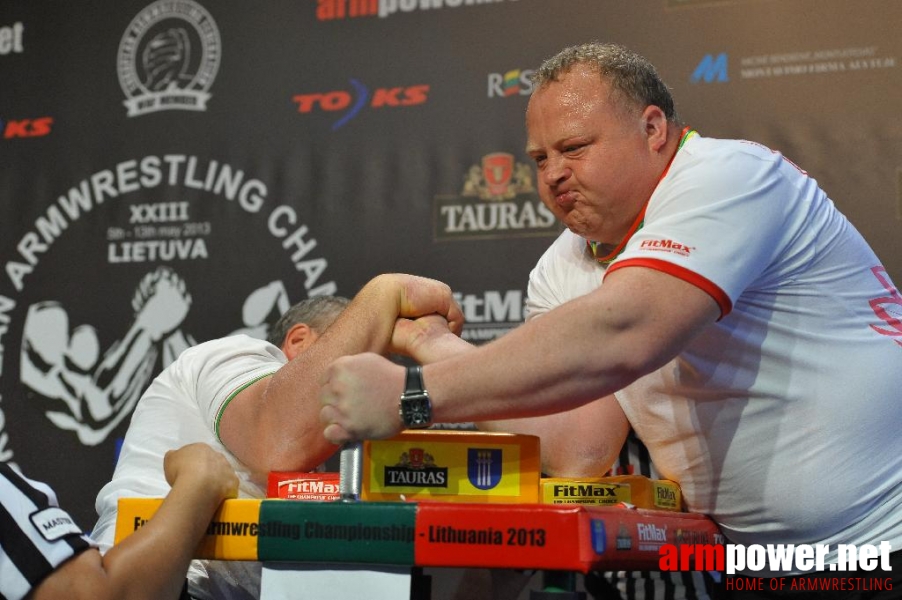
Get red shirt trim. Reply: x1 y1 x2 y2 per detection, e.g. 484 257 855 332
605 258 733 319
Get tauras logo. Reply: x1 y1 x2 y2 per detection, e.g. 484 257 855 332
384 447 448 487
384 467 448 486
434 153 558 241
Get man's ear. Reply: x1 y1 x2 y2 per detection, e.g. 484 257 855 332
281 323 318 360
642 104 669 152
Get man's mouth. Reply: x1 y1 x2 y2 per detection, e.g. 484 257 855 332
554 190 577 208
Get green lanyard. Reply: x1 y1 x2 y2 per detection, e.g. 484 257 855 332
589 127 697 265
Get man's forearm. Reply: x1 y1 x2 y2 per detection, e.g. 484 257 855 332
224 274 463 473
253 278 414 468
99 480 224 600
424 268 719 426
478 396 629 477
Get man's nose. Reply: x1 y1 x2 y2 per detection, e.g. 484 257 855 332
542 156 571 186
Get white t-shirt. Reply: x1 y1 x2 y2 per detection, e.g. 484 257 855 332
529 134 902 576
527 234 718 599
92 334 284 600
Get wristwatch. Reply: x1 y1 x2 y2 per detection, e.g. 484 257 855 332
399 365 433 429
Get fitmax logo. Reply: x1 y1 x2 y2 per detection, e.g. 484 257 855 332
691 53 729 83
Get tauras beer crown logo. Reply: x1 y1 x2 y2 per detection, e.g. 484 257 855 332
433 152 559 241
462 153 534 201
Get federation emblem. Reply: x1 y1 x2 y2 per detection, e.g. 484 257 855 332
117 0 222 117
467 448 502 490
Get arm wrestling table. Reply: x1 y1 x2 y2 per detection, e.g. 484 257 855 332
116 440 722 599
116 495 722 599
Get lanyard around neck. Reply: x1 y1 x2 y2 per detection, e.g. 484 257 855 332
588 126 697 265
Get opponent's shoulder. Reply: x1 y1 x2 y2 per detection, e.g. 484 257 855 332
178 334 282 363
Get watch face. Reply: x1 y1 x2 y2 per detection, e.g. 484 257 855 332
402 393 432 427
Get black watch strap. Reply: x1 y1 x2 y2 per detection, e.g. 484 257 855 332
404 365 425 394
400 365 432 429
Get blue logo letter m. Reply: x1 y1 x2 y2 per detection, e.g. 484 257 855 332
691 53 729 83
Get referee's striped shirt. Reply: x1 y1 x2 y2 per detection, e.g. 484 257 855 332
1 462 95 600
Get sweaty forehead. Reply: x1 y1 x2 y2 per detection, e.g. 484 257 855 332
526 71 610 144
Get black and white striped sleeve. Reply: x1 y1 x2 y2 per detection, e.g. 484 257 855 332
0 462 96 600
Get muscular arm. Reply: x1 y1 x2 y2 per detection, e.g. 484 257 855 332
389 314 473 364
392 314 630 475
220 274 463 474
427 267 718 422
479 395 629 477
321 267 719 442
30 444 236 600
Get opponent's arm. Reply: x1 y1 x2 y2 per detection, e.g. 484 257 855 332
478 395 629 477
220 274 463 474
31 444 237 600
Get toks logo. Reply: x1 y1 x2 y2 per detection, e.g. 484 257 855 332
292 79 429 130
1 117 53 139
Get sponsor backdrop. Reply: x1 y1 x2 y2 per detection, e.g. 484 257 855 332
0 0 900 530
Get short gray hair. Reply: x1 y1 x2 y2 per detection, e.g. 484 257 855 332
532 42 681 123
266 296 350 346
